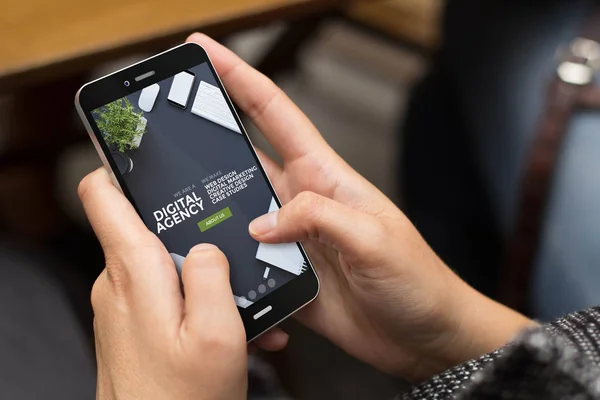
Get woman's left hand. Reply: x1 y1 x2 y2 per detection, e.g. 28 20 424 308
79 168 254 400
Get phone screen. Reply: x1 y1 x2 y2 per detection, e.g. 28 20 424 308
89 60 312 310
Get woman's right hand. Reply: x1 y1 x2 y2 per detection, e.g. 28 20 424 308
188 34 534 383
250 191 534 382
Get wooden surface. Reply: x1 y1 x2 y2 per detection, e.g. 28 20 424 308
348 0 442 50
0 0 343 90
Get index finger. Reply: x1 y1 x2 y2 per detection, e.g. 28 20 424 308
186 33 329 163
79 168 182 325
78 168 151 254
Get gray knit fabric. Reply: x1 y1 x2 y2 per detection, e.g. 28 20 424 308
403 307 600 399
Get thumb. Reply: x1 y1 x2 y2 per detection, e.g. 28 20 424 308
181 244 241 335
249 192 385 259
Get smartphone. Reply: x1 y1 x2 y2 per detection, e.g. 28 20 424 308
75 43 320 341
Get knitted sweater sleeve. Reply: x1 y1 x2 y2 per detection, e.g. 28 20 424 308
402 307 600 400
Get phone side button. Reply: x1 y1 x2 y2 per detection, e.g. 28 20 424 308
253 306 273 320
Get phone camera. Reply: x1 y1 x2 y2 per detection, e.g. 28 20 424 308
124 80 131 87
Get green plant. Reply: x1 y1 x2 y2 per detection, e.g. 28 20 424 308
94 98 145 152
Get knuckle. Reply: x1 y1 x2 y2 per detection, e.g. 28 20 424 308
100 236 167 294
103 254 131 293
90 272 107 312
245 80 281 120
131 231 166 254
92 264 131 315
293 191 322 217
291 192 324 239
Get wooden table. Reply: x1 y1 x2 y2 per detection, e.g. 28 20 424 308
0 0 345 91
348 0 442 51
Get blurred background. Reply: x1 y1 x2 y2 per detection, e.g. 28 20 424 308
2 0 600 398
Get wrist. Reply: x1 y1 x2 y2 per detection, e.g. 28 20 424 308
439 280 536 369
385 269 535 383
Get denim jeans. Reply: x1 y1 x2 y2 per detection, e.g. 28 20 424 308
404 0 600 320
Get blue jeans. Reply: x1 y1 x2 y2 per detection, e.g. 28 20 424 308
404 0 600 320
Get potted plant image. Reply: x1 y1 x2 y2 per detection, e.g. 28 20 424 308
94 98 147 175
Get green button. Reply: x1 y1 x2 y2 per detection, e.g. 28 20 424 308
198 207 233 232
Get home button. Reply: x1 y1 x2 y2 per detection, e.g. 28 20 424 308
253 306 273 320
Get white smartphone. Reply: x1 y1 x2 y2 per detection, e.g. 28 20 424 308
167 71 195 109
74 43 319 341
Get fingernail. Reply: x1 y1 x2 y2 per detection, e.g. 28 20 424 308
249 210 278 236
188 243 218 255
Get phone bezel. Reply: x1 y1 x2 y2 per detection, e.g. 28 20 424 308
75 42 320 342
